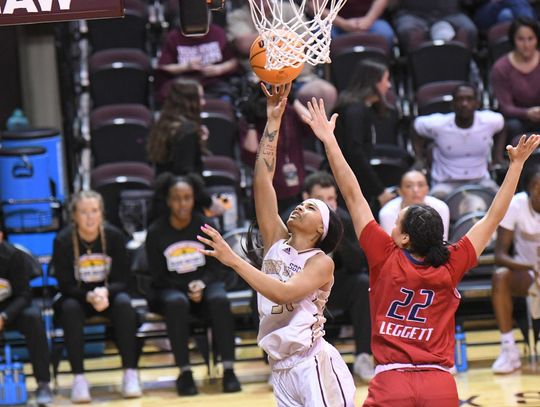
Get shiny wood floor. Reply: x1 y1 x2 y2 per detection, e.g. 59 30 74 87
26 329 540 406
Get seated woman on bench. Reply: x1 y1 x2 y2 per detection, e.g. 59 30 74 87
145 172 241 397
51 190 141 403
0 225 52 404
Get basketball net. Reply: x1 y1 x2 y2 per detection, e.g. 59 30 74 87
247 0 347 69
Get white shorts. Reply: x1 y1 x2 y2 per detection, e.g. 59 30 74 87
271 340 356 407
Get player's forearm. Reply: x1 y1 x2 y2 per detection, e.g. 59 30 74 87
254 120 281 184
229 256 290 304
485 162 523 228
323 137 370 215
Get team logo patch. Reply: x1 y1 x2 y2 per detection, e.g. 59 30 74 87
77 254 111 283
164 241 206 274
0 278 12 302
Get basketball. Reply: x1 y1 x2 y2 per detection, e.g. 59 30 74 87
249 32 304 85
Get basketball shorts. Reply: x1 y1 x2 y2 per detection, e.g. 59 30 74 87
363 368 458 407
271 340 356 407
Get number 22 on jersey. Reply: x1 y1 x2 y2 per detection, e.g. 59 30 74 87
386 288 435 323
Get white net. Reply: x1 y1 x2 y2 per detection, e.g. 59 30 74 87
247 0 348 69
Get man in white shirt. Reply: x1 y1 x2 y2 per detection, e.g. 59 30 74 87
491 164 540 374
379 170 450 240
412 83 506 199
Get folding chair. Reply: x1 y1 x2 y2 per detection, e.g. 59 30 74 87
91 162 155 230
329 32 391 92
408 41 471 95
415 80 463 116
89 49 151 108
487 21 512 64
90 104 152 166
201 99 238 159
202 155 244 232
444 184 496 224
88 0 149 52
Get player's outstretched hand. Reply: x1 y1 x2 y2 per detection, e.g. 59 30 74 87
197 224 240 268
300 97 339 145
261 82 291 122
507 134 540 165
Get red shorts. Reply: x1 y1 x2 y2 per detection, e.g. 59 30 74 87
362 369 458 407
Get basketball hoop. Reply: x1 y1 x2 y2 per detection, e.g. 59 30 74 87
246 0 347 70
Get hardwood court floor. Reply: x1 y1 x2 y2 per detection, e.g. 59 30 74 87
28 329 540 406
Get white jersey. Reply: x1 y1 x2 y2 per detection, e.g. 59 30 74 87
499 192 540 269
257 239 330 361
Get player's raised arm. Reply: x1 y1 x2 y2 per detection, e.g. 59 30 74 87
197 224 333 304
301 97 375 237
466 134 540 256
253 83 291 250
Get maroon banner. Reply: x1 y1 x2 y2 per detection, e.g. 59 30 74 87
0 0 125 26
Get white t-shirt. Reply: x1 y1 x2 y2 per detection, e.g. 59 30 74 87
414 111 504 183
499 192 540 269
257 240 329 361
379 195 450 241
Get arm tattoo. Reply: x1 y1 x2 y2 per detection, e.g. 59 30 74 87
255 127 277 172
264 128 277 142
263 157 274 172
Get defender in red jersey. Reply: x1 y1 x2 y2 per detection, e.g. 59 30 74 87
301 97 540 407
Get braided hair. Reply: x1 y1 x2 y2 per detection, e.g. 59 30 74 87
401 204 449 267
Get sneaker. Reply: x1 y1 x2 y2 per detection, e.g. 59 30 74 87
222 369 241 393
35 382 53 405
354 353 375 382
176 371 198 396
492 344 521 374
71 375 91 404
122 369 142 398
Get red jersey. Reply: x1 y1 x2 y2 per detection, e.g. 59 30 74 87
359 221 477 369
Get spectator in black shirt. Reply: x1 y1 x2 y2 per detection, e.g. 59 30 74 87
51 190 141 403
0 229 52 404
147 78 209 177
145 173 241 396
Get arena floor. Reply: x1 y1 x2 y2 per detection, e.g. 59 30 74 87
27 328 540 406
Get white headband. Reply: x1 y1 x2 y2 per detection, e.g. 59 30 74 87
306 198 330 241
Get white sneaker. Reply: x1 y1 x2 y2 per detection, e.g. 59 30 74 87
122 369 143 398
492 344 521 374
71 374 91 403
354 353 375 382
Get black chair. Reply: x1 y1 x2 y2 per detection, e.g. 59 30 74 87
90 104 152 166
91 162 155 230
222 227 253 292
329 32 390 92
444 185 496 224
89 49 151 108
88 0 148 52
487 21 512 64
202 156 244 232
415 80 463 116
201 99 238 159
409 41 471 93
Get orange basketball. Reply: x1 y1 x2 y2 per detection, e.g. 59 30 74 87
249 32 304 85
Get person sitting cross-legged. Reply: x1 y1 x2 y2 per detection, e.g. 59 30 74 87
491 163 540 374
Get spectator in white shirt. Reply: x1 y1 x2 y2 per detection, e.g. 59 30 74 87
379 170 450 240
412 83 506 199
